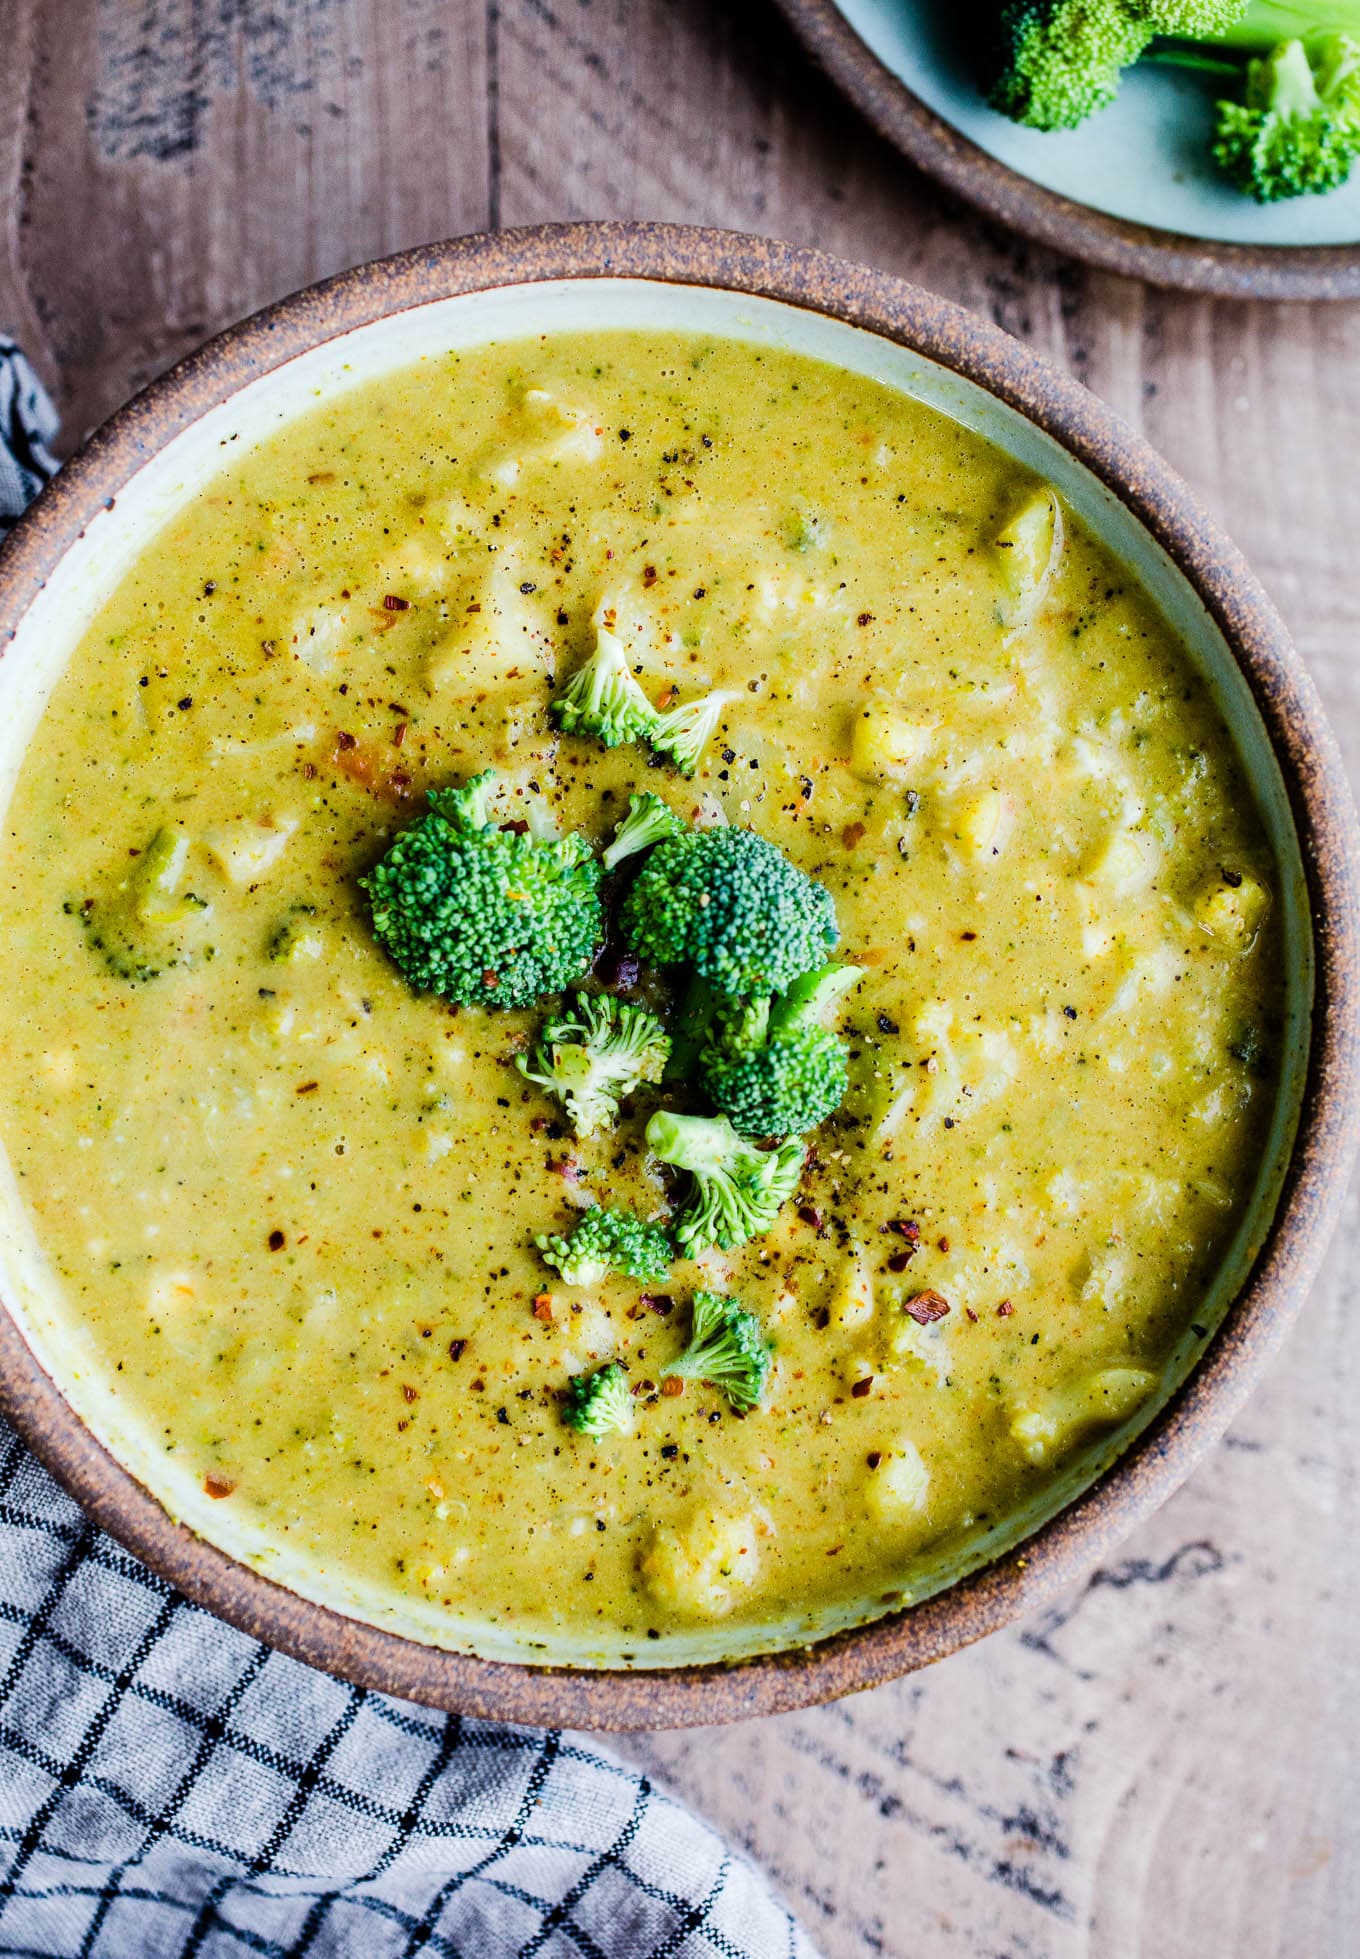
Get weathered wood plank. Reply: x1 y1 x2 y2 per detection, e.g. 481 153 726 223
1 4 1356 1955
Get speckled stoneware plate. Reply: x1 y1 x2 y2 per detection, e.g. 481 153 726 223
0 224 1357 1729
775 0 1360 299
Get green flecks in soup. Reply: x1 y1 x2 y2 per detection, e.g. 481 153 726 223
0 334 1283 1661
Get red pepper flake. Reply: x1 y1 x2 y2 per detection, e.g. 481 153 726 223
642 565 658 587
549 1156 583 1184
301 762 317 779
851 1376 874 1398
996 1298 1015 1318
267 1229 285 1251
842 821 866 849
533 1294 554 1323
866 1450 883 1469
826 1544 845 1556
857 611 873 627
401 1384 418 1404
888 1219 921 1244
938 1235 951 1253
448 1338 468 1361
204 1472 235 1500
813 1306 831 1331
631 1379 656 1397
499 819 530 836
296 1081 319 1094
905 1290 951 1325
960 931 977 942
470 1377 485 1391
383 594 410 611
335 730 357 750
641 1293 675 1317
798 1204 825 1231
483 969 501 991
661 1377 684 1397
392 723 408 747
965 1306 979 1323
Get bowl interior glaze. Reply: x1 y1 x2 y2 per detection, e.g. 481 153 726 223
0 227 1353 1727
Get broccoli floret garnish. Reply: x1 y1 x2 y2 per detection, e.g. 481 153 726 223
601 791 688 872
645 1109 805 1255
650 688 734 776
69 827 210 983
563 1360 635 1437
266 903 323 962
663 1291 773 1412
1213 33 1360 198
620 827 838 999
552 616 659 749
517 990 671 1137
986 1 1246 130
537 1205 674 1286
361 770 602 1010
701 964 860 1137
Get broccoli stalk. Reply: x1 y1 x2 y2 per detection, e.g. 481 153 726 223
563 1361 635 1437
601 791 687 872
650 689 735 776
621 826 839 999
663 1291 773 1412
551 618 659 748
517 990 670 1137
701 963 861 1137
645 1109 806 1254
536 1205 673 1286
69 827 211 983
361 770 603 1010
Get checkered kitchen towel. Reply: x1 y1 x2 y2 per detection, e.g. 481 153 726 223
0 340 818 1959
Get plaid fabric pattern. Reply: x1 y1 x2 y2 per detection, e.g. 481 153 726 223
0 341 58 532
0 345 819 1959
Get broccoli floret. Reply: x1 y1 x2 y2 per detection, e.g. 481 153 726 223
266 902 323 962
645 1109 805 1255
537 1205 674 1286
987 1 1246 130
563 1361 635 1437
517 990 670 1136
68 827 210 982
663 1291 773 1412
1213 33 1360 197
650 688 734 776
701 964 860 1137
620 827 838 999
361 771 602 1010
601 791 688 872
552 617 659 748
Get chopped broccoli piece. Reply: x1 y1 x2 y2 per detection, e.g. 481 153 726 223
986 1 1246 130
537 1205 674 1286
69 827 210 982
645 1109 806 1255
1213 33 1360 198
701 964 860 1137
552 617 659 748
620 827 838 999
361 770 602 1010
266 903 323 962
563 1361 635 1438
650 688 734 776
601 791 687 872
663 1291 773 1413
517 990 670 1136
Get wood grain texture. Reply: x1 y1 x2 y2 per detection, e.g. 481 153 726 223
1 3 1356 1954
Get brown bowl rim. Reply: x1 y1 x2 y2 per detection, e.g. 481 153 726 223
771 0 1360 301
0 221 1356 1730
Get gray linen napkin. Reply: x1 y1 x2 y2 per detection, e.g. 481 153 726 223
0 338 818 1959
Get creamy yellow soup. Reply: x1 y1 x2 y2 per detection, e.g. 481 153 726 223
0 334 1283 1663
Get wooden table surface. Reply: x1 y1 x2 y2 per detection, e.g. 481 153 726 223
4 4 1356 1954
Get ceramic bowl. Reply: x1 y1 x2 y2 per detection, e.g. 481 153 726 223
0 223 1356 1728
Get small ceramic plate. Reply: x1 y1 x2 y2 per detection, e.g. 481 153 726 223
776 0 1360 298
